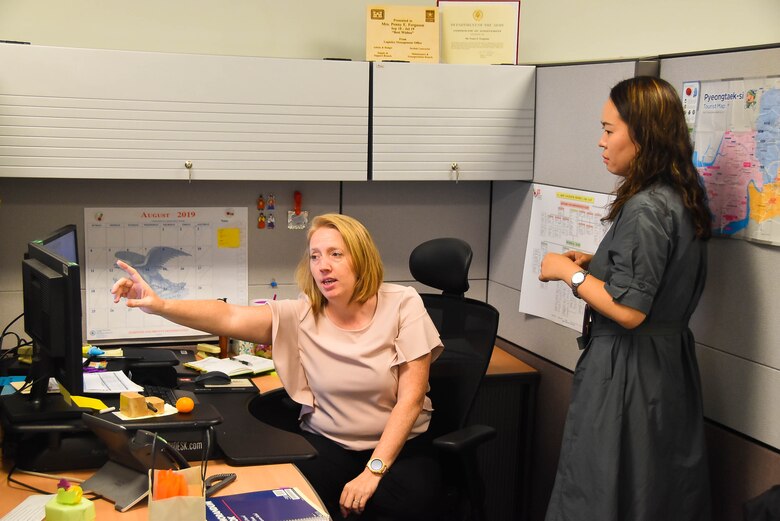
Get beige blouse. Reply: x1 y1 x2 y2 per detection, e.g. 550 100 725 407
268 283 443 451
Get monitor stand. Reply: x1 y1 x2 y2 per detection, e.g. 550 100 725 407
81 460 149 512
0 392 86 424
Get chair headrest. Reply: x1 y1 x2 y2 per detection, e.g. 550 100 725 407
409 238 472 296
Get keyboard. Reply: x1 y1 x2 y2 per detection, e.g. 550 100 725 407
142 385 197 406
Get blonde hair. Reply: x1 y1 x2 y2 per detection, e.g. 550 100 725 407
295 213 384 316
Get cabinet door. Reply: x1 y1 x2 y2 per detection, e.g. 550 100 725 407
0 44 369 181
371 62 535 181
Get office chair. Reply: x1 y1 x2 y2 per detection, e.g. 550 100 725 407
409 237 499 521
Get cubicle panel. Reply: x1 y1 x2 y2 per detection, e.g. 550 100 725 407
534 61 636 193
0 178 342 335
341 181 490 283
660 46 780 449
0 44 369 181
488 280 582 370
696 343 780 450
489 181 533 292
488 181 584 369
371 62 535 181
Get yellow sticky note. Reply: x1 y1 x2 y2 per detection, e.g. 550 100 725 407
217 228 241 248
71 395 110 411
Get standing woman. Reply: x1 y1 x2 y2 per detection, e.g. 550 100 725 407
539 76 712 521
111 213 444 521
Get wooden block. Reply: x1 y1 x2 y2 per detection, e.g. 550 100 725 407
146 396 165 415
120 392 147 418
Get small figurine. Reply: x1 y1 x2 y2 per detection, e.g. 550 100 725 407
267 213 275 229
45 479 95 521
258 212 266 229
257 194 265 211
267 193 275 210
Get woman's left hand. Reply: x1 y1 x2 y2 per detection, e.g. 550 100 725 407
339 469 382 517
539 252 577 282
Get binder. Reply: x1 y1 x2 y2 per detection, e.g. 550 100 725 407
205 487 329 521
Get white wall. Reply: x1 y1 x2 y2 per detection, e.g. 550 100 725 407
1 0 778 63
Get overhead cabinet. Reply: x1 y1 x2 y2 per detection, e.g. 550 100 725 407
371 61 535 181
0 44 370 181
0 44 535 182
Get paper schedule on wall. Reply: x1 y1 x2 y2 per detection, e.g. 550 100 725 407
84 207 248 342
518 184 613 331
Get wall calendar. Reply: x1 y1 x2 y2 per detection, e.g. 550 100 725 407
84 207 248 342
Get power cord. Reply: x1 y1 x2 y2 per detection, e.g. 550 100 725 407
6 465 99 498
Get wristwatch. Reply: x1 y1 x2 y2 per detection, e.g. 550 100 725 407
366 457 388 476
571 270 589 299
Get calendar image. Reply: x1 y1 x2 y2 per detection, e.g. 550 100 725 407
84 207 248 342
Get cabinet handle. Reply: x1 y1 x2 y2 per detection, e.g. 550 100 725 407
451 162 460 183
184 160 193 183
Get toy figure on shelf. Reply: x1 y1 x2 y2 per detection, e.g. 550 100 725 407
257 194 265 211
267 213 275 229
267 193 275 210
258 212 266 229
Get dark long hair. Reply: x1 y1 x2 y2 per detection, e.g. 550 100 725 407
605 76 711 239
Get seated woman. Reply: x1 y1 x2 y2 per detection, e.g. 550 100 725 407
111 213 444 520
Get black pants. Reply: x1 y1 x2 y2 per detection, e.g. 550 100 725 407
295 430 443 521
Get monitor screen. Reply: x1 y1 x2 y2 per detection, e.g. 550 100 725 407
4 224 85 422
39 224 79 263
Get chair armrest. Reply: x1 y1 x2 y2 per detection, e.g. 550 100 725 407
433 424 496 453
248 387 301 432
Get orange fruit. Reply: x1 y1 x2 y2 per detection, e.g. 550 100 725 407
175 396 195 413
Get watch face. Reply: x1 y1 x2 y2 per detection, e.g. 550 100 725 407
369 459 383 471
572 271 586 285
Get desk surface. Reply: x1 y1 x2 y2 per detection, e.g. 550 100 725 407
0 346 533 518
0 460 325 519
251 345 535 392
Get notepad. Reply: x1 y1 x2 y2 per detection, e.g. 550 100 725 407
184 354 274 376
205 487 329 521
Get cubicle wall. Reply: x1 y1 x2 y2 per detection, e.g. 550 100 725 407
489 47 780 451
659 46 780 451
489 60 637 370
0 178 491 341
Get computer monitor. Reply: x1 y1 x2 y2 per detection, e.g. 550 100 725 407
2 224 85 422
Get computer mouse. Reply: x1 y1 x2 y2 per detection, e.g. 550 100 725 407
193 371 231 385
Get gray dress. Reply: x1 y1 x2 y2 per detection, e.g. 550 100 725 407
545 184 712 521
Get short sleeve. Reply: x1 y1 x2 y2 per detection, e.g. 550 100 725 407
268 298 314 408
603 195 673 314
393 286 444 366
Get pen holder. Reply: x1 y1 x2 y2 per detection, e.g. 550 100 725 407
148 467 205 521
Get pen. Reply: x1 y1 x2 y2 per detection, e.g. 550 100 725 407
99 406 115 414
146 402 158 413
231 358 250 366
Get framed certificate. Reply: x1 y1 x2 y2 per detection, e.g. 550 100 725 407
366 5 440 62
438 1 521 64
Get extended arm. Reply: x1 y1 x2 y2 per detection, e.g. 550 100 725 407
539 252 646 329
110 260 273 344
339 354 432 516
